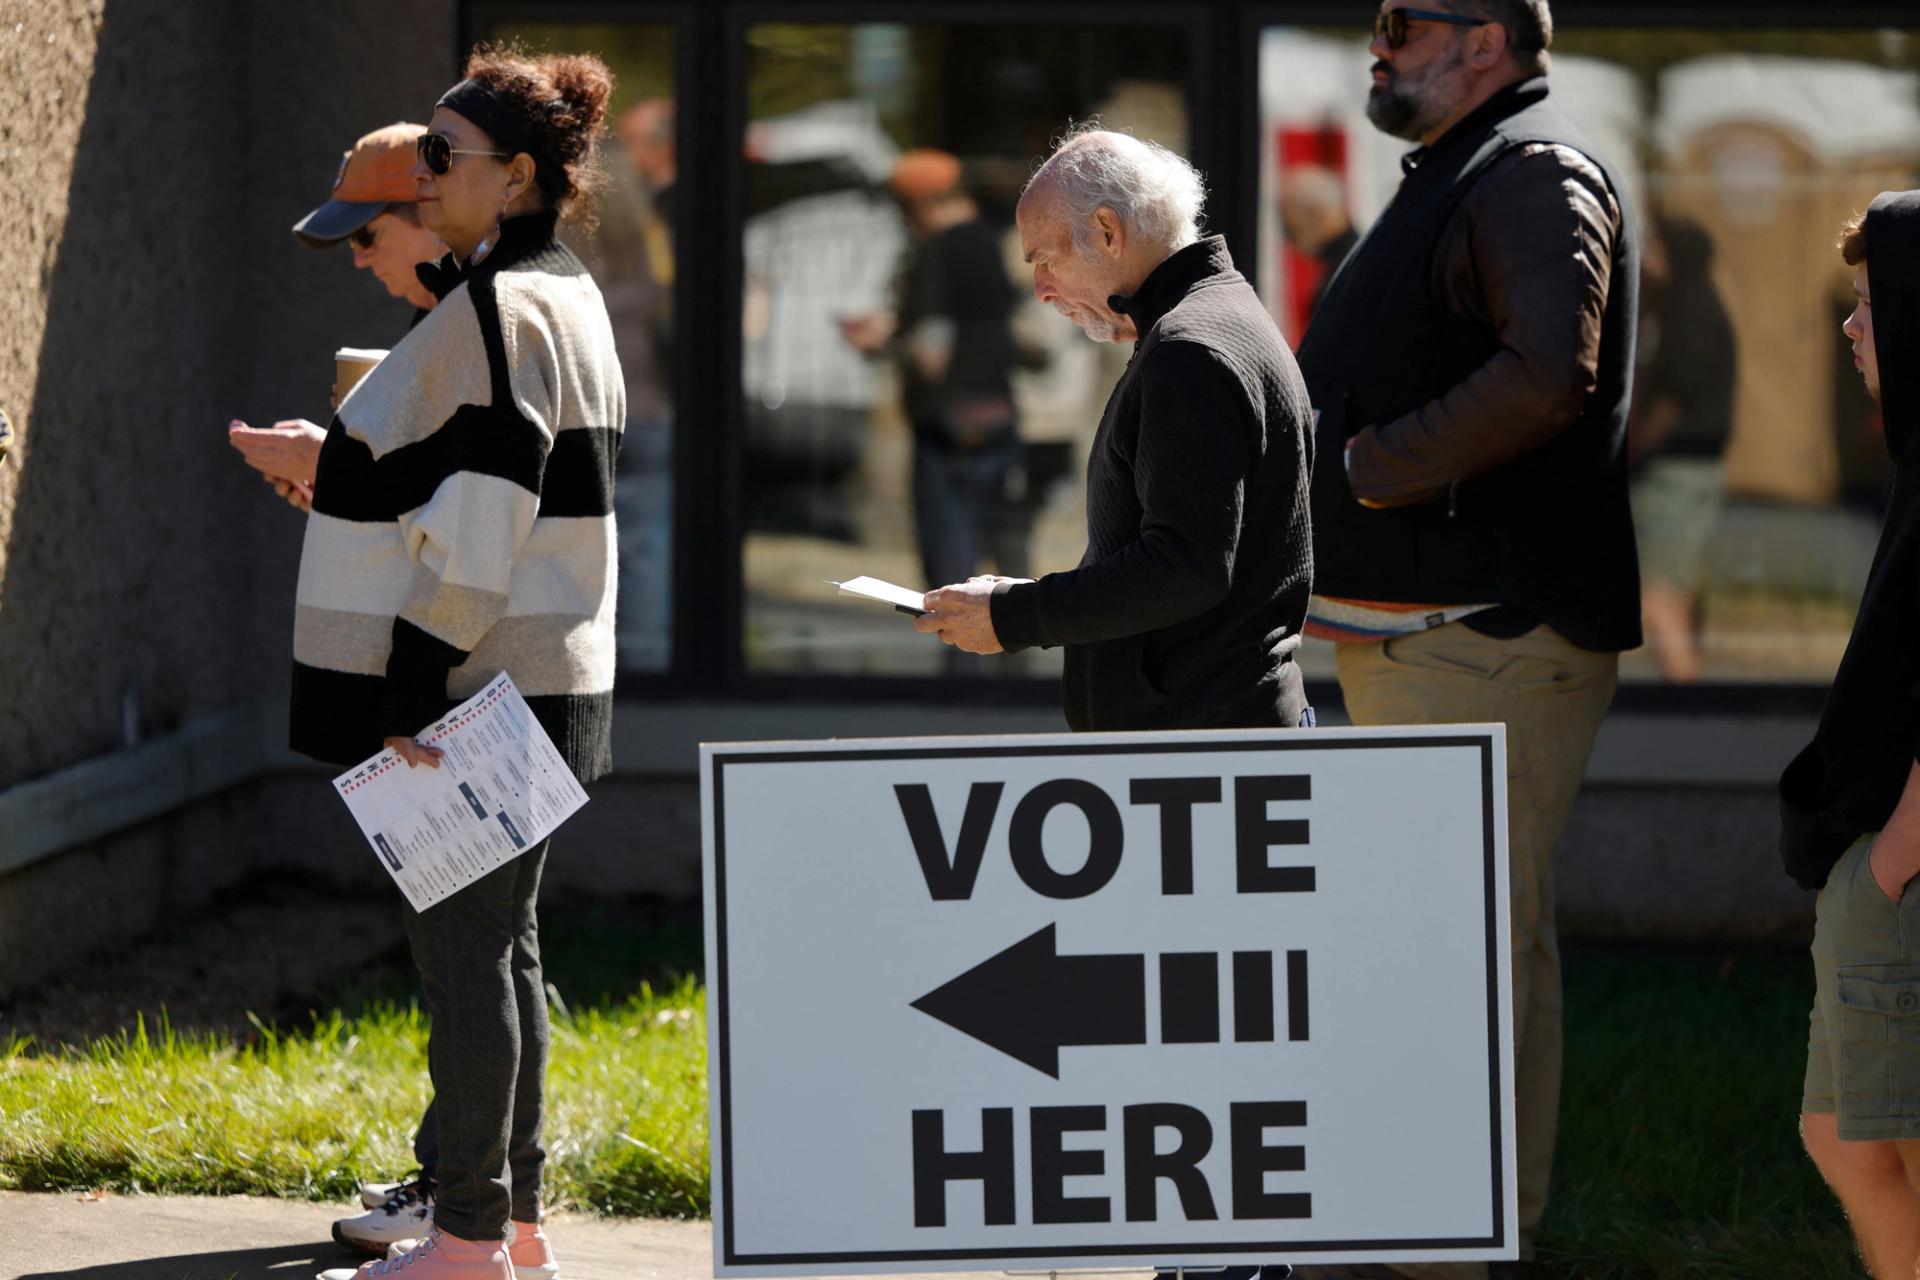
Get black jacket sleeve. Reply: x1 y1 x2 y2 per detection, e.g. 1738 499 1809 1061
992 340 1254 648
1345 144 1620 505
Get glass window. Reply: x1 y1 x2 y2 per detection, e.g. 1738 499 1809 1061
1259 24 1920 686
469 18 679 675
741 23 1193 676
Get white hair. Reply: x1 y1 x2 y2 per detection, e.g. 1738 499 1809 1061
1024 125 1206 259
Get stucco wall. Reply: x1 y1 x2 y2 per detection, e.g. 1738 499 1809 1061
0 0 456 792
0 0 457 993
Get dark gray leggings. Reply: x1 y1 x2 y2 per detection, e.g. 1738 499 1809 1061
402 837 550 1241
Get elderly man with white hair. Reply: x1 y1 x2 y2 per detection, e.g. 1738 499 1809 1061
916 127 1314 735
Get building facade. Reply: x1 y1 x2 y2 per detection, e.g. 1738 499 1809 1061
4 0 1913 993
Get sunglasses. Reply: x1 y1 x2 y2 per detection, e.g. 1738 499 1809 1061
1374 7 1489 49
415 132 510 176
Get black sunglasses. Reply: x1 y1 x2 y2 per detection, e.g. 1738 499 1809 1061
1375 7 1489 49
415 131 510 176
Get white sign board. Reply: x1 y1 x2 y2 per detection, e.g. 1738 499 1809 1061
702 726 1514 1275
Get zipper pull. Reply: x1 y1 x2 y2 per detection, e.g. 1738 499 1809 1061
1448 482 1459 518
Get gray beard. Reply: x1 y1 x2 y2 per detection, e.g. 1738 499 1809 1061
1055 300 1119 343
1366 81 1432 140
1364 49 1466 142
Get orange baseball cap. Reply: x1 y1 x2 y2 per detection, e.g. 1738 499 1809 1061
292 122 427 248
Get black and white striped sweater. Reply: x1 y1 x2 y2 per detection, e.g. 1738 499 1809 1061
290 212 624 781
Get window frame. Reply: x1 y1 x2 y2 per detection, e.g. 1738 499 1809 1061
467 0 1914 718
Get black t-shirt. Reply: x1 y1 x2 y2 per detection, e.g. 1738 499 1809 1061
895 219 1017 429
1642 225 1736 458
1783 191 1920 888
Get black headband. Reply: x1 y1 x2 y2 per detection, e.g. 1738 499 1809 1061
436 78 564 198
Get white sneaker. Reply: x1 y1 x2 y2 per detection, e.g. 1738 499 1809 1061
358 1178 410 1210
333 1176 434 1255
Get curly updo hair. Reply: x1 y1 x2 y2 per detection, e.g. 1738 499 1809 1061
453 43 614 225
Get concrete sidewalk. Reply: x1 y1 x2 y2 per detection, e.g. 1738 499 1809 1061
0 1191 1016 1280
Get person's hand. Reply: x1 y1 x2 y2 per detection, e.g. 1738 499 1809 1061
1345 436 1388 511
838 310 897 354
385 736 446 769
270 476 314 512
271 476 314 512
1872 763 1920 903
1869 833 1920 904
914 577 1015 655
229 418 326 486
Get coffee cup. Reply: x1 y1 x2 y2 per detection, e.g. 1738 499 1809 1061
334 347 388 406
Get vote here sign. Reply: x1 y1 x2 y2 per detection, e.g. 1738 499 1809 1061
702 726 1514 1275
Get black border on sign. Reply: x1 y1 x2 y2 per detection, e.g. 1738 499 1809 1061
707 734 1505 1266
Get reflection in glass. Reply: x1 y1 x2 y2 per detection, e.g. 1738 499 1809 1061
470 20 678 675
743 23 1191 676
1259 26 1920 684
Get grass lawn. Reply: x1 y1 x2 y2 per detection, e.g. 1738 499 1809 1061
0 908 710 1219
0 917 1863 1278
1541 944 1855 1278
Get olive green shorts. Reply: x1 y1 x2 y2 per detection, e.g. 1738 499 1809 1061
1803 833 1920 1140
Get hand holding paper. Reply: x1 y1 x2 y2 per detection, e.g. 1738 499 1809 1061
830 576 930 617
333 674 588 911
917 576 1031 655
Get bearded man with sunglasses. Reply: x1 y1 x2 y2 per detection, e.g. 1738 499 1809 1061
229 123 446 512
1294 3 1637 1276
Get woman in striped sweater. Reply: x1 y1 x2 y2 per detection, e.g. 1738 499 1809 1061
296 48 624 1280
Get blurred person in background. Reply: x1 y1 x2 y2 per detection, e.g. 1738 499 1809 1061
843 148 1029 602
605 99 679 669
1278 164 1359 323
740 139 903 543
1630 216 1737 684
618 97 678 223
229 123 444 514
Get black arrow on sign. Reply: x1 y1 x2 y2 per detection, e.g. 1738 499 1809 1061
910 924 1146 1078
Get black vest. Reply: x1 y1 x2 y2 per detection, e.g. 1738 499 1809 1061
1298 80 1641 652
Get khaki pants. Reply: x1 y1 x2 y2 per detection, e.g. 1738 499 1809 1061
1336 624 1618 1277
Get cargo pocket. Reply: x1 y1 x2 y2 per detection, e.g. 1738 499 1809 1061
1834 965 1920 1125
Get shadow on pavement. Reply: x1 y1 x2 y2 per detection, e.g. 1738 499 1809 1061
20 1239 356 1280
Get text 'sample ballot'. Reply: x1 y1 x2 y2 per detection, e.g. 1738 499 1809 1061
334 673 588 911
703 726 1515 1275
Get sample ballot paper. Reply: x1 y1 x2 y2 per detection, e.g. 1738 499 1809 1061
830 575 927 616
332 673 589 911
